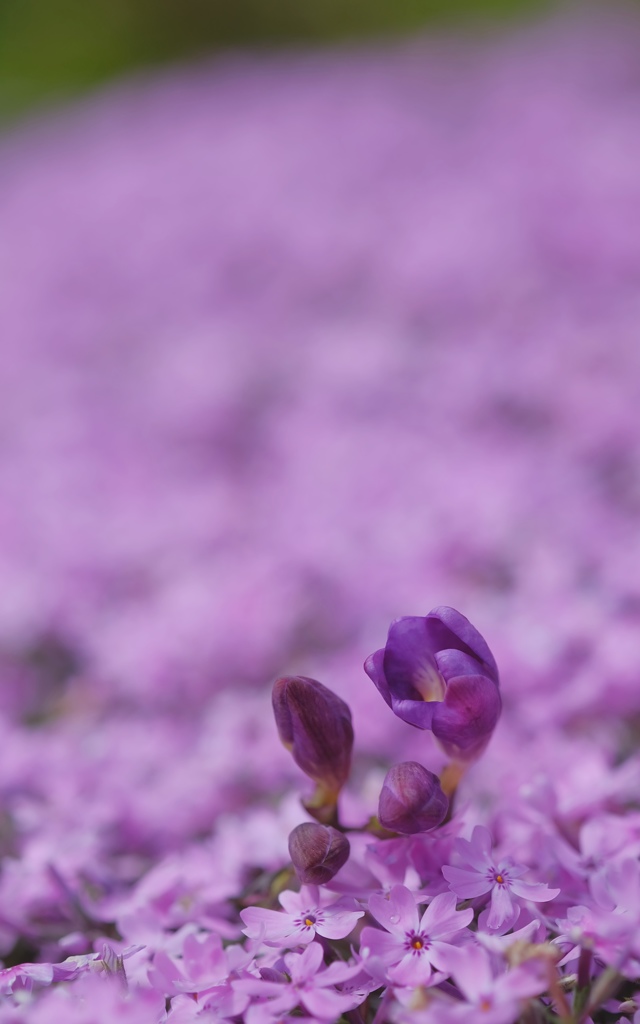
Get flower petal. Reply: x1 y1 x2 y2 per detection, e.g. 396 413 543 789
426 607 499 684
442 865 493 899
422 891 474 938
487 885 515 930
433 674 501 759
383 617 444 702
509 879 560 903
369 885 419 935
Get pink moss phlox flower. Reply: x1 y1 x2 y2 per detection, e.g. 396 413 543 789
326 832 427 900
0 962 55 998
148 930 252 1001
364 607 501 761
360 885 473 987
240 885 363 948
442 826 560 931
556 859 640 975
553 812 640 899
475 918 545 953
0 972 166 1024
0 943 143 1001
395 943 549 1024
233 940 364 1021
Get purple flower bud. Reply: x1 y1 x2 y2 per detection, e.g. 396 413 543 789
272 676 354 796
378 761 448 835
288 822 350 884
364 606 501 761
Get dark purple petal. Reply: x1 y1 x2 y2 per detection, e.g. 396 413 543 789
272 676 353 792
434 648 491 684
363 648 391 706
365 608 501 757
288 823 350 885
389 695 438 730
426 606 499 684
432 674 502 761
378 761 448 834
383 617 445 702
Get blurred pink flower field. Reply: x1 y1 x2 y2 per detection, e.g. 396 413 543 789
1 6 640 1021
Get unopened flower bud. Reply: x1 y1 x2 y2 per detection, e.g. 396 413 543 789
288 822 350 884
272 676 353 796
378 761 448 835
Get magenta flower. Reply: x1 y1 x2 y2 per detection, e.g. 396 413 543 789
442 826 560 931
364 607 501 761
233 941 364 1021
395 944 549 1024
359 885 473 987
240 884 363 948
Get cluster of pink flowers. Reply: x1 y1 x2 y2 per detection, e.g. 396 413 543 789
1 3 640 1021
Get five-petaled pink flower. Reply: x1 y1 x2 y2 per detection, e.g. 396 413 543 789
240 884 363 947
359 884 473 987
394 943 549 1024
233 941 365 1021
442 826 559 930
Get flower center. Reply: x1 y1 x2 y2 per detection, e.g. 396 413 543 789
413 661 446 702
406 930 429 953
495 874 504 884
479 996 493 1012
303 915 316 927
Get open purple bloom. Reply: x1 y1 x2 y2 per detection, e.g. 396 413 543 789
359 885 473 987
364 607 501 761
442 826 560 931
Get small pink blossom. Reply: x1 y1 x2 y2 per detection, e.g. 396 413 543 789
240 885 363 948
442 826 559 930
360 885 472 987
394 944 549 1024
233 941 364 1021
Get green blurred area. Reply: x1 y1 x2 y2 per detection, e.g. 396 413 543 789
0 0 554 122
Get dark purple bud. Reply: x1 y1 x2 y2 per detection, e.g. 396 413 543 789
378 761 448 835
272 676 353 795
288 822 350 884
364 606 501 761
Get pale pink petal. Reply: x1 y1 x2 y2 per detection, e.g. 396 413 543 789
448 943 494 1002
369 885 419 935
359 926 402 965
442 865 493 899
241 906 295 943
285 941 325 983
429 939 468 975
316 907 364 940
301 985 363 1020
316 959 365 986
509 879 560 903
494 961 548 1003
454 826 494 870
389 950 433 987
487 885 516 930
421 891 474 938
279 889 306 915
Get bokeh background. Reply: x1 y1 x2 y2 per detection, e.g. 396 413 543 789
2 0 640 972
0 0 553 121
